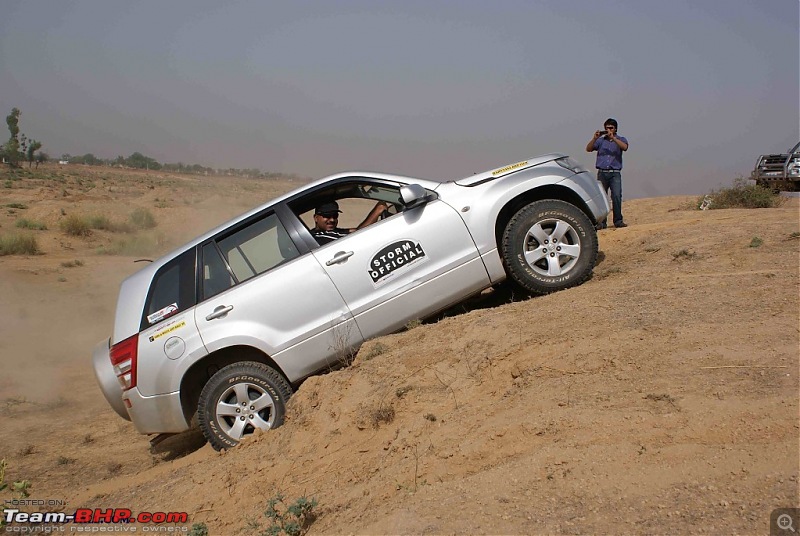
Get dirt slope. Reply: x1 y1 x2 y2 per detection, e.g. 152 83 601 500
0 164 798 535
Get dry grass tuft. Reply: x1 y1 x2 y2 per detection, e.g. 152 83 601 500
698 178 786 209
0 233 40 255
370 405 395 428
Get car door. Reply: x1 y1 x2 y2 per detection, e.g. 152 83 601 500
193 208 363 383
135 249 208 397
308 187 491 340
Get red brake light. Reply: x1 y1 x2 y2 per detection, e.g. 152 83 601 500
110 334 138 391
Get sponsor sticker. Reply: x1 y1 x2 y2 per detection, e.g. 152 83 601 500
368 239 426 286
491 160 529 176
146 302 178 325
149 320 186 342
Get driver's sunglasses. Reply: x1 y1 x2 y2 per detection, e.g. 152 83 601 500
605 126 616 130
319 213 339 219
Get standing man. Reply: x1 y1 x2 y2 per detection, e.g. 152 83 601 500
586 118 628 228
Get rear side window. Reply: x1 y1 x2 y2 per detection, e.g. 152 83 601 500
141 249 197 330
200 212 300 300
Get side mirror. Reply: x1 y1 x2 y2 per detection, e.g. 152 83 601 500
399 184 429 209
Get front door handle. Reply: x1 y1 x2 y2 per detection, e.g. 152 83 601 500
325 251 354 266
205 305 234 321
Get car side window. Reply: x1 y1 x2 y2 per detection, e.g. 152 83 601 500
290 181 404 236
141 249 196 330
203 212 300 296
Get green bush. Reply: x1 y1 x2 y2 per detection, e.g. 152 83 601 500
129 208 156 230
96 232 165 256
246 493 318 536
60 214 136 235
88 215 113 230
362 342 388 361
60 214 92 236
0 233 40 256
15 219 47 230
187 523 208 536
405 319 422 330
698 178 785 209
90 215 134 233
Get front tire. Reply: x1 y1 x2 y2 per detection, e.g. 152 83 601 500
501 199 598 295
198 362 292 451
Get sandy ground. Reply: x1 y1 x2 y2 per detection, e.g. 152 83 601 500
0 164 798 535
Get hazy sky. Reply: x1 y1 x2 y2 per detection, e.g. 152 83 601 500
1 1 797 198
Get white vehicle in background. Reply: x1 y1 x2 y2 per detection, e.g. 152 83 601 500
93 153 610 450
752 141 800 192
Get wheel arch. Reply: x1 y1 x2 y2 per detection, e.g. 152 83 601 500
493 184 594 250
179 345 288 426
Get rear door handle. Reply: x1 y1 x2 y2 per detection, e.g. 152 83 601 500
205 305 234 321
326 251 354 266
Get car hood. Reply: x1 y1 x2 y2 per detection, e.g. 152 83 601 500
453 153 565 186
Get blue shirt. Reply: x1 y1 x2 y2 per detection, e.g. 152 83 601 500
592 135 628 170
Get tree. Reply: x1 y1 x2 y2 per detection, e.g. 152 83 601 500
125 152 161 170
35 152 49 169
26 140 42 168
4 108 21 167
4 108 44 168
82 153 102 166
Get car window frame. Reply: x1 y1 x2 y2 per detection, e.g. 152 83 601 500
284 176 437 249
197 204 313 302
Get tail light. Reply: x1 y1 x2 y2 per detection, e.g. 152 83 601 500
110 334 138 391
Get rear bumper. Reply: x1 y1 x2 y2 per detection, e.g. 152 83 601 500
94 337 191 435
123 388 191 434
92 338 130 421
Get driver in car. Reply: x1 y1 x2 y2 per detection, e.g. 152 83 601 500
311 200 388 245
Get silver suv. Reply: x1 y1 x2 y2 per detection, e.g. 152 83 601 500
93 154 609 450
752 141 800 192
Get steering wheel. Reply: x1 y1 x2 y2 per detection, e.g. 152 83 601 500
379 204 398 220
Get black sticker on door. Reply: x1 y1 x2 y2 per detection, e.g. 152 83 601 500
369 240 426 285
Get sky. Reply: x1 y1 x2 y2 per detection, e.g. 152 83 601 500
1 1 797 198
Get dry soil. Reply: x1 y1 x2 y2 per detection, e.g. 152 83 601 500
0 164 798 535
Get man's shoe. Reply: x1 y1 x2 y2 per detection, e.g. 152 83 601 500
614 222 628 228
596 222 607 230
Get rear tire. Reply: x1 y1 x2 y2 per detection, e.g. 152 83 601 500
501 199 598 295
198 361 292 451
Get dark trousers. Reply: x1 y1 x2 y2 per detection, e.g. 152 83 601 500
597 170 623 226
